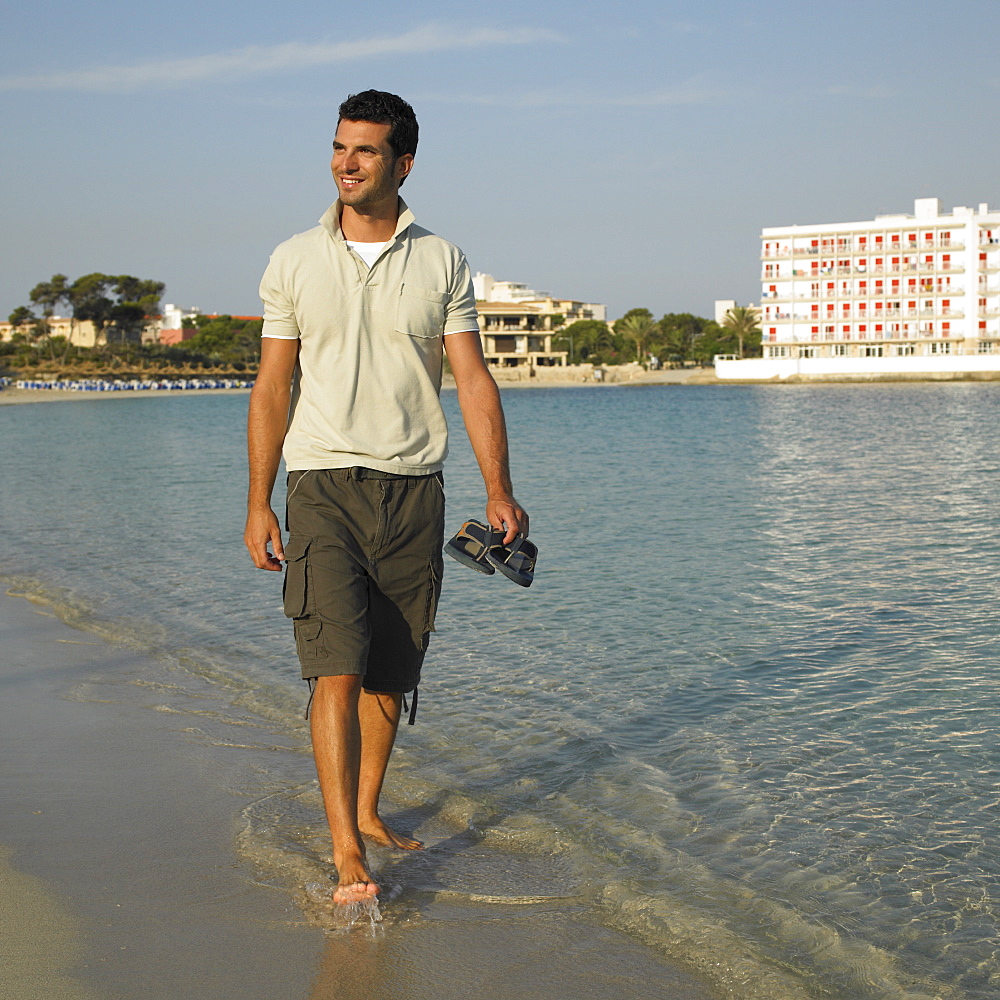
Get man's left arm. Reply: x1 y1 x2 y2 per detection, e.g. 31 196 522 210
444 331 528 544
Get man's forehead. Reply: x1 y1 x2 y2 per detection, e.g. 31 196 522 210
334 119 393 146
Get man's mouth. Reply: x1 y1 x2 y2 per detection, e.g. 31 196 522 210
340 177 363 187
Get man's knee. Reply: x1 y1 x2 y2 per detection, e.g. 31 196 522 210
312 673 365 706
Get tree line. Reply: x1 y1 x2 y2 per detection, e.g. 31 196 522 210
554 306 761 367
4 273 262 371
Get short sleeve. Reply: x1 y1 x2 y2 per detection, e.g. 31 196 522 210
443 255 481 335
259 255 300 340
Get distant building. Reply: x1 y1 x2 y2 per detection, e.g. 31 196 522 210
158 303 200 345
471 272 605 368
716 197 1000 380
0 315 98 347
714 300 760 324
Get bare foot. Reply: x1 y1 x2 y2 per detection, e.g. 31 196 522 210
333 879 379 904
332 849 380 904
359 815 424 850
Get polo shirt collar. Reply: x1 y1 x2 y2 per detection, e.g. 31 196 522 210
320 197 415 242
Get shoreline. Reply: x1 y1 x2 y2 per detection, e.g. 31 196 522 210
0 370 708 406
1 586 715 1000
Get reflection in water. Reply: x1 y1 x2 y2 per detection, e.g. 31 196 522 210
3 384 1000 999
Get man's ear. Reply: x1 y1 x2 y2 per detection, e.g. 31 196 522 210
395 153 414 183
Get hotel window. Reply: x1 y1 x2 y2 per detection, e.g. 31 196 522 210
978 341 997 353
930 341 952 354
862 346 884 357
833 344 849 356
799 346 816 358
824 325 835 335
896 344 915 356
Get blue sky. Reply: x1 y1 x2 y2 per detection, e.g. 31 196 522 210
3 1 1000 322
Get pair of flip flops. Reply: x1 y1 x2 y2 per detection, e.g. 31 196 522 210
445 519 537 588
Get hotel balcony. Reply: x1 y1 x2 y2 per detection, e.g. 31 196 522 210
780 239 965 257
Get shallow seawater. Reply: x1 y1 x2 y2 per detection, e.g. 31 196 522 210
3 382 1000 999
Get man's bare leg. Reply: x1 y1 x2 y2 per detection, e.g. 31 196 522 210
310 674 380 903
357 689 424 850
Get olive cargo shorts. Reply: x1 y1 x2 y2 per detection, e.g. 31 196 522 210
282 467 445 693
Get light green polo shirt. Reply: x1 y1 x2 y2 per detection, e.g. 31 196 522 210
259 198 480 475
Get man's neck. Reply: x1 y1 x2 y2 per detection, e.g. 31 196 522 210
340 198 399 242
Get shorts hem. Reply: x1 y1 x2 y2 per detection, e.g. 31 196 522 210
300 660 366 680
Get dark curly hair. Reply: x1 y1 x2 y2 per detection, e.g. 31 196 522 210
338 90 419 160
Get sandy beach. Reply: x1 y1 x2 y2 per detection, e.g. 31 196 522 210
1 588 714 1000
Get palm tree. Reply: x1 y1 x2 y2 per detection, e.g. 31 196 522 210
721 306 760 359
617 311 657 363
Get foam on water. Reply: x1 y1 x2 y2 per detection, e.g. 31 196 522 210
4 385 1000 999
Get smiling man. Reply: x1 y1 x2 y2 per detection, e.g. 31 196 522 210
244 91 527 905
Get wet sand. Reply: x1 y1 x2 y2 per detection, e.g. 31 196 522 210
0 386 252 405
1 588 715 1000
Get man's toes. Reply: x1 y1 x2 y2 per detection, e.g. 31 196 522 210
333 880 378 904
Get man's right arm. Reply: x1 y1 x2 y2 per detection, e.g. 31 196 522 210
244 337 300 571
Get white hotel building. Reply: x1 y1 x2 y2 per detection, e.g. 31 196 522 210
717 197 1000 379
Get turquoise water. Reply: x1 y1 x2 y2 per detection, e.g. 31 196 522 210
3 383 1000 999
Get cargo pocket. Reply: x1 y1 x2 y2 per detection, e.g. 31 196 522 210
420 555 444 649
282 535 311 619
395 285 447 339
294 617 326 662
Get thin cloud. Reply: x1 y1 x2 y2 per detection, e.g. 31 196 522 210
825 84 895 99
0 25 565 93
419 81 727 108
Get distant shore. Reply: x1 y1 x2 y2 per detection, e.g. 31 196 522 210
0 367 717 405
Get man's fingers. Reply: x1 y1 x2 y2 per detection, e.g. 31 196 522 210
486 500 528 544
245 509 285 571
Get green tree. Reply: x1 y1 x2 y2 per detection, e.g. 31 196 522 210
721 306 761 359
615 308 656 362
29 274 68 322
553 319 614 362
184 314 263 366
8 305 36 331
656 313 714 364
689 320 734 365
68 273 115 348
108 276 165 344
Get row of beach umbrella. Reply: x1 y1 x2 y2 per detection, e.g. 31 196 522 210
1 376 254 392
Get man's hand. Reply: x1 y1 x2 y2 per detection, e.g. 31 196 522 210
245 506 285 571
487 495 529 545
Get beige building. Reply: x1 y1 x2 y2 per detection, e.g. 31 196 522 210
475 301 568 367
0 315 99 347
472 272 605 368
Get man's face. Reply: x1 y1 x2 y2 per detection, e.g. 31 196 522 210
331 119 412 210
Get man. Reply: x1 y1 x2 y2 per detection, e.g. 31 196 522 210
243 91 527 906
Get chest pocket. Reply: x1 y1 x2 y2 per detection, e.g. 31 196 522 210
395 285 447 339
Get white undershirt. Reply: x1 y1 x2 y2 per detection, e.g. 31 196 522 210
345 240 388 269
